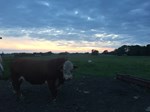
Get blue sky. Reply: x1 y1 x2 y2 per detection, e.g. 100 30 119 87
0 0 150 53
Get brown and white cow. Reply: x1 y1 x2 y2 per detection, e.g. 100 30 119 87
0 55 4 79
10 58 75 100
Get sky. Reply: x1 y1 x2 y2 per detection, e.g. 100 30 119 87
0 0 150 53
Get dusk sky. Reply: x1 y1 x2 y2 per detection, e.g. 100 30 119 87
0 0 150 53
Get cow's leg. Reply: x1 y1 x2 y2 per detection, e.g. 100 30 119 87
11 74 23 99
47 80 58 101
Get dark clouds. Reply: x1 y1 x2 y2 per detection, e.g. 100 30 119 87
0 0 150 49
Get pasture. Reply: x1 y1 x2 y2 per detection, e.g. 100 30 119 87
1 54 150 112
2 54 150 79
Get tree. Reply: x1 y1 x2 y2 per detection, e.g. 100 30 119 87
114 45 128 56
108 44 150 56
91 49 99 55
146 44 150 56
102 50 109 54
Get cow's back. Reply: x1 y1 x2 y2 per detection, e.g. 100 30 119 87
11 58 67 84
11 59 49 84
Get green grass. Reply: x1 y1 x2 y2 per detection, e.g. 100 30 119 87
69 55 150 79
2 54 150 79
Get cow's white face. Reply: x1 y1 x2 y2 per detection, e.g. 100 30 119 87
63 60 74 80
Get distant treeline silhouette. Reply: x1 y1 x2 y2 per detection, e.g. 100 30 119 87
12 51 53 57
102 44 150 56
1 44 150 56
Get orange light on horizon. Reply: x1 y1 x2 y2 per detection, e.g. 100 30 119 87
0 37 114 53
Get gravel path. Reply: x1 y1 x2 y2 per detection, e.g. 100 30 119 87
0 76 150 112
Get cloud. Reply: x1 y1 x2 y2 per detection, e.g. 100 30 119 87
16 4 26 9
37 1 50 7
74 10 79 15
0 27 129 47
129 8 148 16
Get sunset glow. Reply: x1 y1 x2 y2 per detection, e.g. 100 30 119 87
0 36 114 53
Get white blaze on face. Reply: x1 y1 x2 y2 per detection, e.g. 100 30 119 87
63 60 73 80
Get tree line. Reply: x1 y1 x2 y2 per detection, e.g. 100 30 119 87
102 44 150 56
1 44 150 56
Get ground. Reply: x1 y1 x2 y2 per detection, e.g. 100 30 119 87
0 76 150 112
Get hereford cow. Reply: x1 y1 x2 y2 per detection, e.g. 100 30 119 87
0 55 4 79
10 58 75 100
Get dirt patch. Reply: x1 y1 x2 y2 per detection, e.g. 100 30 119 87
0 76 150 112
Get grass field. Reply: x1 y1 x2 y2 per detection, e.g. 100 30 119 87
2 54 150 79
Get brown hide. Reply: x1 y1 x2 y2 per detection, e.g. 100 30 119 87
11 58 67 99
